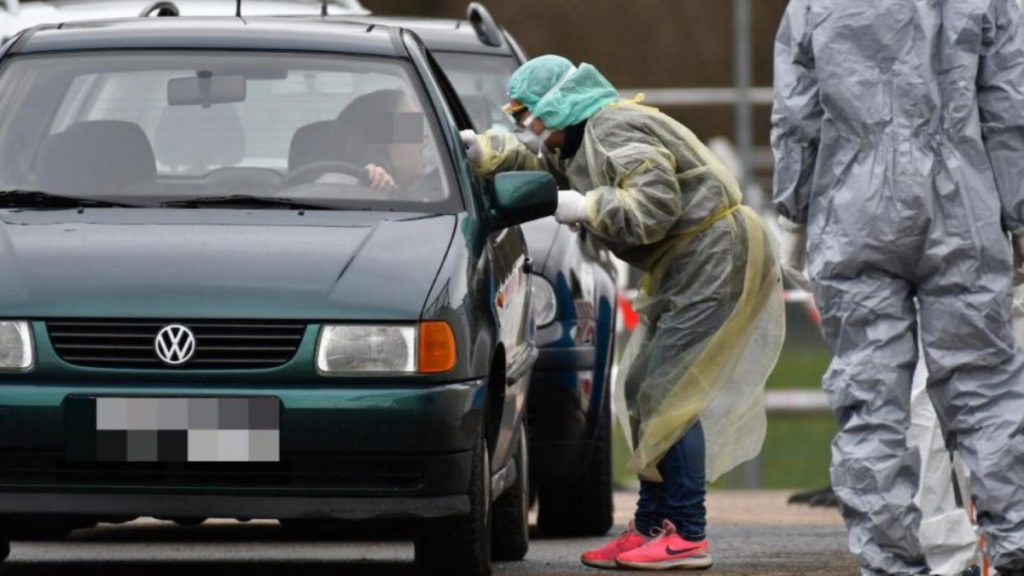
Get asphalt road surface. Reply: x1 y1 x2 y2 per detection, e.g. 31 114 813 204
2 492 859 576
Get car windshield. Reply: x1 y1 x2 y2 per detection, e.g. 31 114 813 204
433 52 518 134
0 50 457 211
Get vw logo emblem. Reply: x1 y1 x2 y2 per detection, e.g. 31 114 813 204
154 324 196 365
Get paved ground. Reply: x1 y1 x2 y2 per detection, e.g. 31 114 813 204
2 491 859 575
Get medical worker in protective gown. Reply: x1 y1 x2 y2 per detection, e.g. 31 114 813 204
772 1 1024 574
463 54 785 570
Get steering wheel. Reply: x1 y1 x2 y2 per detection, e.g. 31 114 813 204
283 161 371 188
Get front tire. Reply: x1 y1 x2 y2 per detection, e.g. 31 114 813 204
415 429 492 576
492 422 529 561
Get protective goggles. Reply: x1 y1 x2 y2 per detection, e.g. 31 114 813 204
501 102 529 129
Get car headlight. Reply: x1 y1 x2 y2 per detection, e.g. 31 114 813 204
0 321 33 370
531 275 558 327
316 322 456 374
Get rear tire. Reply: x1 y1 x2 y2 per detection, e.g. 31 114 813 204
492 422 529 561
416 430 492 576
537 394 614 537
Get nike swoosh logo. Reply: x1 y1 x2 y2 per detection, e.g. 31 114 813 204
665 545 702 556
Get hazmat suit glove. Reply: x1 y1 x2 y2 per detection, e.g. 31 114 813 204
1014 233 1024 287
459 129 483 164
555 190 588 224
778 215 812 293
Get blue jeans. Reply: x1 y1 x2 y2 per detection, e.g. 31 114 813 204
633 420 707 540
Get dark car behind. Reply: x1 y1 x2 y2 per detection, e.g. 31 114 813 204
343 5 619 536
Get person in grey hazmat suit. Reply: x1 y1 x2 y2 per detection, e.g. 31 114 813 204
772 1 1024 574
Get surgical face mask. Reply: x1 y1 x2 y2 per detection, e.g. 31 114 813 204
515 115 552 158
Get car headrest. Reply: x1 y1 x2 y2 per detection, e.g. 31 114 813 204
37 120 156 196
154 104 245 169
288 120 344 173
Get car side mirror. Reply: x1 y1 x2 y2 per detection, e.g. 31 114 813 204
489 171 557 229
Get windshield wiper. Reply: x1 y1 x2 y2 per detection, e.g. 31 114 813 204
0 190 140 208
161 194 326 210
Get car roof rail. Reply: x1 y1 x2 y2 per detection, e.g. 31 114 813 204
319 0 365 17
139 1 180 16
466 2 503 48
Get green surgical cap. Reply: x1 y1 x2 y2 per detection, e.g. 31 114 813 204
508 55 619 131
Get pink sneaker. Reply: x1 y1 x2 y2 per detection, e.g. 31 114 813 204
580 521 650 569
615 520 713 570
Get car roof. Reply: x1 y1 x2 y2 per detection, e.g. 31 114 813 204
0 0 370 38
11 16 405 56
335 15 514 56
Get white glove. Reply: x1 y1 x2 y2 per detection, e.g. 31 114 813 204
555 190 588 224
778 215 811 292
460 129 483 164
1013 233 1024 287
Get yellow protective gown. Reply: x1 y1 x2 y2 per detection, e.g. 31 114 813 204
475 101 785 481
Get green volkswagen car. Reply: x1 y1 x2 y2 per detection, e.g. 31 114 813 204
0 16 555 576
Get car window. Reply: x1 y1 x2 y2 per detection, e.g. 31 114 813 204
0 50 458 212
432 51 518 134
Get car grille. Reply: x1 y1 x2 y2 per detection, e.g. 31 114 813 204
47 320 306 369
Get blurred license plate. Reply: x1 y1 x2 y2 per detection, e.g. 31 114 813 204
65 396 280 463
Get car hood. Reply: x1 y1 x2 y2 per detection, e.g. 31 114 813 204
0 209 455 320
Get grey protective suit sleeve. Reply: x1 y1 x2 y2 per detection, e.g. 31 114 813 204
770 0 821 227
979 0 1024 234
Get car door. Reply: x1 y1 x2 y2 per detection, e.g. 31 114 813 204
410 36 533 470
480 195 533 469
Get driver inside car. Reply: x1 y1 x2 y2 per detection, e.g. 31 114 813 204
320 88 435 195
